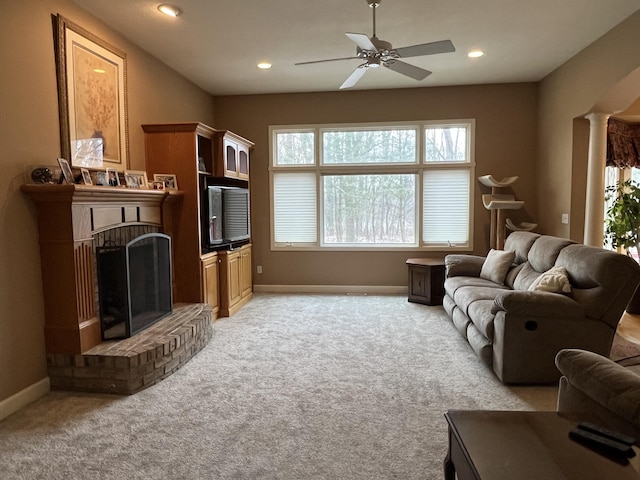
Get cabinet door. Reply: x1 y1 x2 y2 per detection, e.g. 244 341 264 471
237 144 250 180
227 253 242 307
223 139 238 178
201 255 219 315
240 246 252 298
407 263 445 306
409 267 428 298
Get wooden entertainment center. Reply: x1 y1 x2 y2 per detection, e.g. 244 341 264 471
142 122 255 317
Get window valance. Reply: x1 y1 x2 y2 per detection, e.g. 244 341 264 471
607 117 640 168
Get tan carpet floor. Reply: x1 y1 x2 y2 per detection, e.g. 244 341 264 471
1 294 632 479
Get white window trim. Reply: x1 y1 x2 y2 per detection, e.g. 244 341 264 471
269 120 476 252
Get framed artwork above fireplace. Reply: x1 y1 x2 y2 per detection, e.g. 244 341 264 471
53 14 129 171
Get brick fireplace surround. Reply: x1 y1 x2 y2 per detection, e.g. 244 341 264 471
22 184 213 394
48 303 213 394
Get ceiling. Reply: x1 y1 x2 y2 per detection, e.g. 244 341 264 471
72 0 640 96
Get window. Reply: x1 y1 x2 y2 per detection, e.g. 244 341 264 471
270 121 475 250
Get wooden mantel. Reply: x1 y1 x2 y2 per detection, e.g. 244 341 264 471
22 184 182 354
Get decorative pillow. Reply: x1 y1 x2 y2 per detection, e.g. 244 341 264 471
480 249 516 285
528 265 572 293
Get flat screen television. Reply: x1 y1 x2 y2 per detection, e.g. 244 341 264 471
204 184 250 250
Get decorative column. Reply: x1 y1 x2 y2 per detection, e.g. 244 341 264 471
584 112 611 247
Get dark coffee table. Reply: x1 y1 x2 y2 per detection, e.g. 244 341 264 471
444 410 640 479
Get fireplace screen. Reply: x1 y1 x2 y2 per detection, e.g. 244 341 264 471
96 233 172 340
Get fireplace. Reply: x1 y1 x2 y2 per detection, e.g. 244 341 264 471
22 185 216 394
96 233 172 340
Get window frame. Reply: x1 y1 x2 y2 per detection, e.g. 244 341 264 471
269 120 476 252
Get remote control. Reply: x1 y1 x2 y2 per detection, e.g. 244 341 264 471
569 428 635 458
578 422 636 446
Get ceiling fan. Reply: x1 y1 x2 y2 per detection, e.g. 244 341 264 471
295 0 455 89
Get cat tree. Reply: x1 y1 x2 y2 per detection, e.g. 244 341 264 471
479 175 537 249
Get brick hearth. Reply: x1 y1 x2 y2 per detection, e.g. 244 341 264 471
46 303 213 395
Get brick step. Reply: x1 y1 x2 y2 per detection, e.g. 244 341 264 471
46 303 213 395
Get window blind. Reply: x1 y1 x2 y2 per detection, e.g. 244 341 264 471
423 169 470 245
273 172 317 243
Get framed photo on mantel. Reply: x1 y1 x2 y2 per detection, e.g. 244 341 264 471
53 14 129 171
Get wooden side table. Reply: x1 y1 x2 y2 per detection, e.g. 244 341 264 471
444 410 640 479
406 258 445 306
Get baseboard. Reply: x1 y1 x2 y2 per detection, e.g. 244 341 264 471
253 285 408 295
0 377 50 422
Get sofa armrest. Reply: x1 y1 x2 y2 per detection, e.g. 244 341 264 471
555 349 640 430
491 290 585 318
445 254 485 278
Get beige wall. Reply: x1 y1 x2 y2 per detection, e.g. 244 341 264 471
213 84 539 288
537 10 640 239
0 0 215 403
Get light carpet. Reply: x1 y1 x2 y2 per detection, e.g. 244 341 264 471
0 294 568 479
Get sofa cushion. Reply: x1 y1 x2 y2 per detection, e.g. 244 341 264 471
444 276 502 298
442 294 456 318
504 231 540 264
504 263 525 289
452 308 471 338
512 262 542 290
467 299 496 338
480 249 516 285
528 265 571 293
453 285 507 321
466 323 493 366
445 254 485 278
528 236 575 273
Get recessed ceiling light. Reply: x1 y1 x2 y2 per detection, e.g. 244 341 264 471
158 4 182 17
468 50 485 58
257 63 272 70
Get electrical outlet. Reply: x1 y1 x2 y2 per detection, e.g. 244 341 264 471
561 213 569 224
257 265 263 274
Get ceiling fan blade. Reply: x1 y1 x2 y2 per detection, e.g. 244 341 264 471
394 39 455 58
384 60 431 81
295 56 359 66
340 65 368 89
345 32 378 52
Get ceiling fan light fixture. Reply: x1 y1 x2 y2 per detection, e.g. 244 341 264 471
296 0 453 89
158 4 182 17
257 62 272 70
468 50 485 58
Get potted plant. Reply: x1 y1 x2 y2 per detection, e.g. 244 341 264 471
605 180 640 256
605 179 640 313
